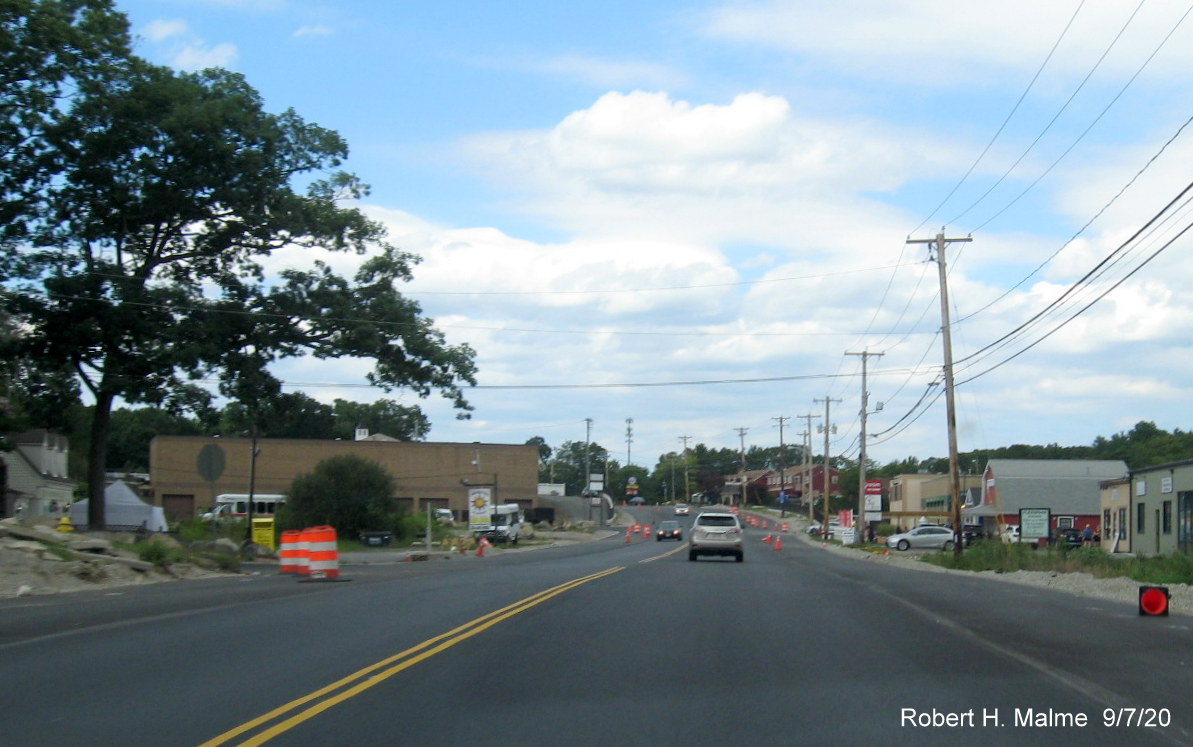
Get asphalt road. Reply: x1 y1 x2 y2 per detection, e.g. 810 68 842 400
2 508 1191 746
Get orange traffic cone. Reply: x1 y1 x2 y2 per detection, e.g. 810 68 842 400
774 535 783 551
625 528 632 544
644 524 652 538
763 534 772 543
476 537 492 557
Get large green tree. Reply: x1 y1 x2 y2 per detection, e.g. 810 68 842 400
5 60 475 527
1 0 129 244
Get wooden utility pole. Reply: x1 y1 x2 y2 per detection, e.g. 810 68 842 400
772 416 790 516
846 350 883 544
798 412 820 525
735 427 749 507
814 397 841 539
907 231 972 559
679 435 692 502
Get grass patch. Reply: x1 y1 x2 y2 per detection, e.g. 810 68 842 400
923 540 1193 584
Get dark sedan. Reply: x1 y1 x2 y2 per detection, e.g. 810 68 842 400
656 520 683 541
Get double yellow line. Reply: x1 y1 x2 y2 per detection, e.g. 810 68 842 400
201 565 625 746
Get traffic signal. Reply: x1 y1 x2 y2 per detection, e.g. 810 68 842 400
1139 585 1170 616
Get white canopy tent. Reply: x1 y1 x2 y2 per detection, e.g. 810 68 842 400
70 480 169 531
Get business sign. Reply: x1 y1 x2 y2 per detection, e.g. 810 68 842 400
468 487 493 531
1019 508 1051 541
864 479 882 519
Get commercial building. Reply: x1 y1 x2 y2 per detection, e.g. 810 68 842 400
148 433 539 522
1128 459 1193 556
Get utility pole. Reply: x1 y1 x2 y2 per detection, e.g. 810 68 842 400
814 397 841 539
679 435 692 503
735 427 749 507
584 418 593 521
908 231 972 559
625 418 633 467
846 350 883 544
798 412 820 525
772 416 790 516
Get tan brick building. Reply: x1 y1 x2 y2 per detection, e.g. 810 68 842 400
149 434 539 522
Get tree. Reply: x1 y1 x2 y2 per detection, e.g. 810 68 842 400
285 454 395 538
5 60 476 527
221 393 335 440
106 407 204 472
331 398 429 441
1 0 130 245
525 436 552 469
547 440 609 495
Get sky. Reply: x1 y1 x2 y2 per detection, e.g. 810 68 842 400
114 0 1193 472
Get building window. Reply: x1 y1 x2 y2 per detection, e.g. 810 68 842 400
1163 501 1172 534
1137 502 1146 534
1117 507 1127 541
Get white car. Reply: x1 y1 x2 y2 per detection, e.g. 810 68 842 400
689 511 744 562
674 504 691 516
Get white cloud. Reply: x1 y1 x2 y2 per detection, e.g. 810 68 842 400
172 42 239 71
460 90 960 250
700 0 1193 87
293 25 334 38
136 18 238 71
143 19 189 42
540 55 687 90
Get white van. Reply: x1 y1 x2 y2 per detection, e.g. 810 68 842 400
475 503 522 544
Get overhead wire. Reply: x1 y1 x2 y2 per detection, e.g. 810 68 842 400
968 0 1193 233
948 0 1147 228
954 177 1193 373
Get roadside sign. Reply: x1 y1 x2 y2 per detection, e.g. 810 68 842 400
1019 508 1051 541
468 488 493 531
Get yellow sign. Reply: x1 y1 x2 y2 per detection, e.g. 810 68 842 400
251 518 276 550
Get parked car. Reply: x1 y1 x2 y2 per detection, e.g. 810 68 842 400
1054 528 1083 548
886 525 955 552
806 521 839 536
656 520 683 541
688 511 743 562
962 525 988 546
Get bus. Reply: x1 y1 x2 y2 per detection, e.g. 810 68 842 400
203 493 287 520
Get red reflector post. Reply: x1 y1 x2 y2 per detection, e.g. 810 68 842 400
1139 585 1170 616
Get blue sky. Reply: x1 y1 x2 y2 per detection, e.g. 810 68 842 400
115 0 1193 473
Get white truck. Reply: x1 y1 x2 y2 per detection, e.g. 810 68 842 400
475 503 522 545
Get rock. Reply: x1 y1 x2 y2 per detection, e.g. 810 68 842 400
4 540 52 558
66 536 115 554
212 538 240 555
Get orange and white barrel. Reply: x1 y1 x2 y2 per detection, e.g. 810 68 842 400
307 525 339 579
279 530 305 574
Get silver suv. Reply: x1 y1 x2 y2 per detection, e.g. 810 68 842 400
689 511 744 562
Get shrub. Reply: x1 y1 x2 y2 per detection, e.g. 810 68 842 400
135 540 185 567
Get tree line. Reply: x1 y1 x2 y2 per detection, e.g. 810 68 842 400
532 420 1193 506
